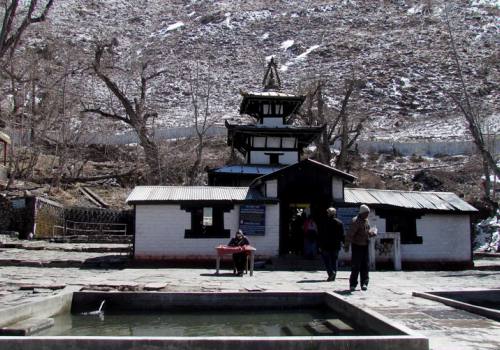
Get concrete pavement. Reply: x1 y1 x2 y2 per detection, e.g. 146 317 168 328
0 241 499 350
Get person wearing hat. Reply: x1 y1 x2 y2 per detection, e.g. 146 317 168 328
318 207 345 282
344 204 377 291
228 229 250 276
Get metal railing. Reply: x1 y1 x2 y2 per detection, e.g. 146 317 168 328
52 220 128 237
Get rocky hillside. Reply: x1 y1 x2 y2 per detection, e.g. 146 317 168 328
21 0 499 141
1 0 498 212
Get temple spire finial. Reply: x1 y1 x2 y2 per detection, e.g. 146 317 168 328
262 57 281 91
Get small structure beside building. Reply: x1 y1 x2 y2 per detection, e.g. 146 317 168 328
0 131 10 181
8 196 64 239
127 59 477 269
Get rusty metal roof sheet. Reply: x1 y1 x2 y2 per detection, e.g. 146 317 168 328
126 186 271 204
344 188 477 212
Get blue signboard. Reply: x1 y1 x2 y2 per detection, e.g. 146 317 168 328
239 205 266 236
336 207 359 234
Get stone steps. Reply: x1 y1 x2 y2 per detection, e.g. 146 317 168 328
0 317 54 336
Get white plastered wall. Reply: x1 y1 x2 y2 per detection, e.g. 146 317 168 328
331 178 344 201
265 179 278 198
134 203 280 260
403 213 471 262
250 150 297 165
338 211 471 263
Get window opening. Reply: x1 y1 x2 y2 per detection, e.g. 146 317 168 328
262 103 271 115
269 153 280 165
203 207 213 226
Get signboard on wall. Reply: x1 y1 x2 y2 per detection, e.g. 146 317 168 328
336 207 359 234
11 198 26 209
239 205 266 235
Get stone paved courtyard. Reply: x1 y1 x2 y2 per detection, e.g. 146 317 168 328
0 241 499 350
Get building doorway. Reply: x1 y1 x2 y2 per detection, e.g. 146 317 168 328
285 203 309 255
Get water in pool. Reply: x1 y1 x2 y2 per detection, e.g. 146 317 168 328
36 308 374 337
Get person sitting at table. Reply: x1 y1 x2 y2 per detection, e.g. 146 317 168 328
228 229 250 276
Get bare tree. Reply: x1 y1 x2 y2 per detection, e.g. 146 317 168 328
3 44 93 189
186 61 215 185
444 6 500 202
84 41 166 184
0 0 54 187
300 78 367 170
0 0 54 59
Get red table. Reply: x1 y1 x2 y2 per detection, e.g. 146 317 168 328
215 245 256 276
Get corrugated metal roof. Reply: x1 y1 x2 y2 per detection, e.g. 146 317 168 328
126 186 270 203
211 165 284 175
253 159 357 185
344 188 477 212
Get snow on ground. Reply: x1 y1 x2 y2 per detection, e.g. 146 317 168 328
265 55 275 63
224 13 232 29
471 0 500 8
166 21 184 31
296 45 320 60
475 210 500 252
407 4 424 15
280 39 294 50
281 45 320 71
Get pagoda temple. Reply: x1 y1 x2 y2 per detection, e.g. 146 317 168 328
126 58 476 269
208 58 325 186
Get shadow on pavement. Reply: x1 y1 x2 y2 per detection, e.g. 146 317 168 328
296 279 328 283
199 273 240 278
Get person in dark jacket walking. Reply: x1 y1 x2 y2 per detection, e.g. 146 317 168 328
318 207 345 281
228 229 250 276
344 204 377 291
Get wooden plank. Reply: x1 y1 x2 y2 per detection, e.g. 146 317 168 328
82 186 109 208
79 187 103 208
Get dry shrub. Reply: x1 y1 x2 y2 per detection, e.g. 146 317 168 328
357 170 385 189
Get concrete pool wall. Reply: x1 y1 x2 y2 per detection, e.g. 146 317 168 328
0 291 429 350
413 289 500 322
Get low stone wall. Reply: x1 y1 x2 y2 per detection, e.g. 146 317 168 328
0 196 12 232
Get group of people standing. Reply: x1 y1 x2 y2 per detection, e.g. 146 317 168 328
303 204 377 291
227 204 377 291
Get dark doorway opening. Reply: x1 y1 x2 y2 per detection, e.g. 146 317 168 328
286 204 309 256
262 160 352 256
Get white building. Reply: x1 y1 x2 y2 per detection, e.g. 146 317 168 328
126 59 477 269
127 161 477 269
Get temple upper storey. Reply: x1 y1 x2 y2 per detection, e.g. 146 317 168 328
239 58 305 127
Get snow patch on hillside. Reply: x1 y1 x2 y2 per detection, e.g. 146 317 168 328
297 45 320 59
471 0 500 8
166 21 184 31
281 45 320 71
280 39 294 50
